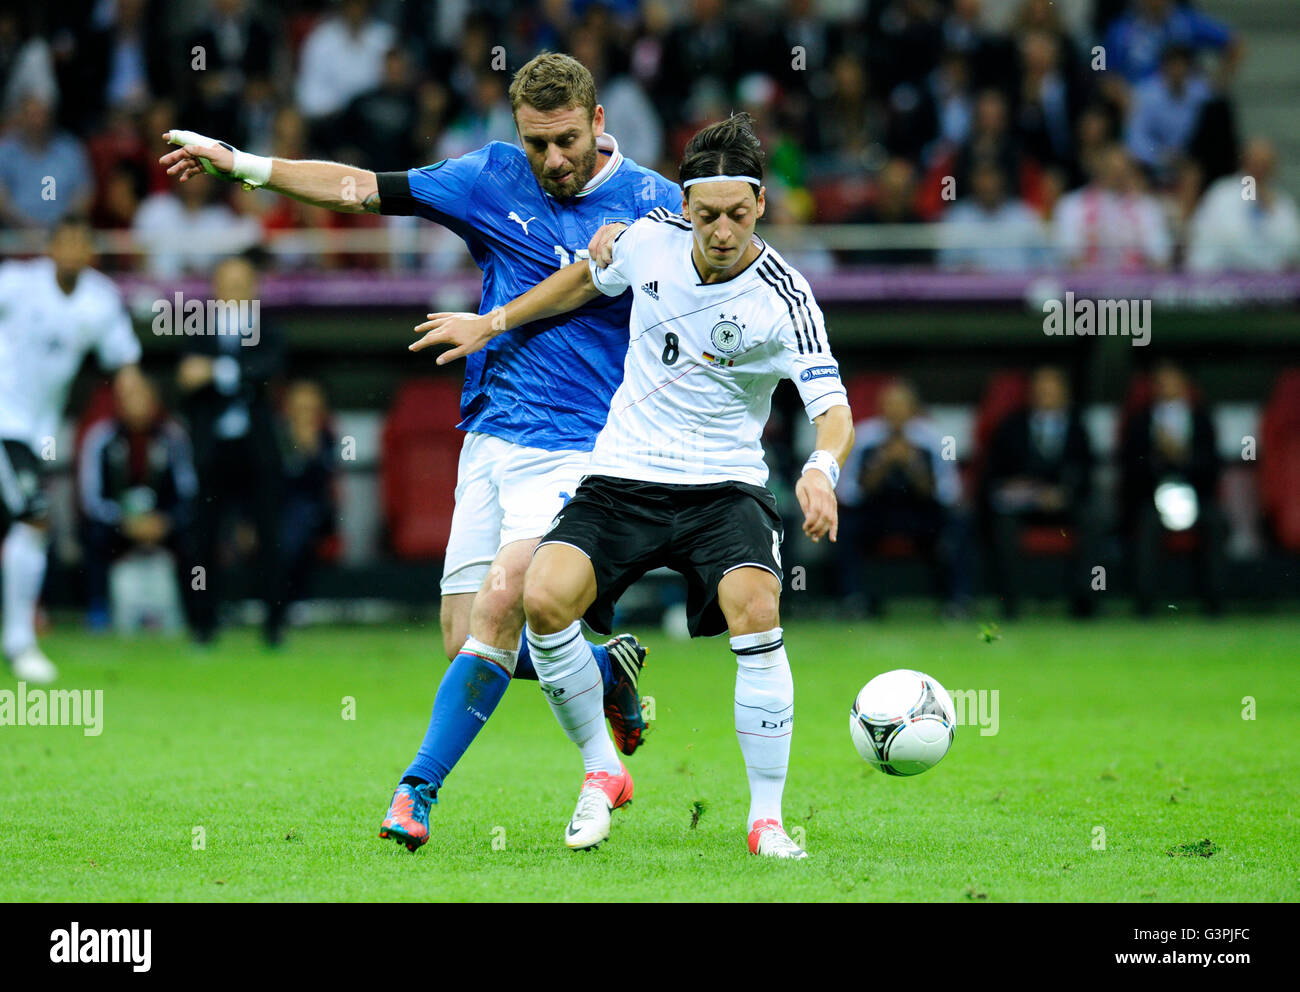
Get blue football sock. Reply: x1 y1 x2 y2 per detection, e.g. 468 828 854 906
403 641 512 791
515 631 612 695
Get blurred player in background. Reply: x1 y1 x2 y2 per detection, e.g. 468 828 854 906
414 114 854 858
159 52 681 849
0 215 142 683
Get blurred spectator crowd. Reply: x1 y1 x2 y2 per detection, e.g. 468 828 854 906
68 248 338 643
831 359 1299 619
0 0 1296 273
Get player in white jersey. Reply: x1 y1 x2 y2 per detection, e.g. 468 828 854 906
412 114 854 858
0 216 143 683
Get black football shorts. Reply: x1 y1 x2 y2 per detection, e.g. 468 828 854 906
538 474 784 637
0 440 48 531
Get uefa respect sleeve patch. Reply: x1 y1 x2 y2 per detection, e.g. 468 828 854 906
799 365 840 382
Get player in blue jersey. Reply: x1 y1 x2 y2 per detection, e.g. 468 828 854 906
158 53 681 850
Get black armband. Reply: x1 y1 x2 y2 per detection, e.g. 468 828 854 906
375 171 415 215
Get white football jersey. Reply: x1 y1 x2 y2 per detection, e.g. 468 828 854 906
585 208 848 486
0 258 141 448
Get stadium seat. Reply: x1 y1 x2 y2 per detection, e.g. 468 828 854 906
1118 373 1209 553
873 534 919 558
971 369 1029 486
73 382 118 463
1018 526 1077 555
1259 368 1300 551
845 371 896 423
73 382 129 532
809 175 874 224
380 378 463 559
971 371 1082 560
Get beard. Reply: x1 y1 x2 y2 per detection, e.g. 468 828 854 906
536 142 600 199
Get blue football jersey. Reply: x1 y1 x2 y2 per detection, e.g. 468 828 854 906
382 136 682 451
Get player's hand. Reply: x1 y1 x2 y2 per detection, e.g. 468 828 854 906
159 131 234 183
796 469 839 543
410 311 498 364
587 223 627 268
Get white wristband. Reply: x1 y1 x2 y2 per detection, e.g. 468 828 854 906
803 450 840 488
167 129 271 189
231 148 273 188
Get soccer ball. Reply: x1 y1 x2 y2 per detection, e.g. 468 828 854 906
850 669 956 776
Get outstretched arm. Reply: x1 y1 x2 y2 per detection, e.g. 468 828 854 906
796 404 854 543
159 131 380 213
409 260 602 365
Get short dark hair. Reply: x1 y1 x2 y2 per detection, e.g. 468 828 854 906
678 112 765 200
508 51 598 120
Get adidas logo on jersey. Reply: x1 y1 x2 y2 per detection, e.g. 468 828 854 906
640 281 659 300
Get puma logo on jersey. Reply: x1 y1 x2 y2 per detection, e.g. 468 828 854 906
641 281 659 300
507 212 537 236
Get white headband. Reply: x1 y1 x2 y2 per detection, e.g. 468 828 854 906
682 175 762 188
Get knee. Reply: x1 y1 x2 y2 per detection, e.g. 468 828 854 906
727 591 781 635
522 576 576 635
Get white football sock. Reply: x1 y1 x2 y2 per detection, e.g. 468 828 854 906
3 522 48 659
526 621 622 775
732 627 793 829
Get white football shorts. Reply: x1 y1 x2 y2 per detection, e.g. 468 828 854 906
440 431 592 595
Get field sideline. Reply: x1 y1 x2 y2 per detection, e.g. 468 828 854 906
1 616 1296 902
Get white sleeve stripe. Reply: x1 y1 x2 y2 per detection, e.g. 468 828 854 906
78 422 121 524
757 260 811 354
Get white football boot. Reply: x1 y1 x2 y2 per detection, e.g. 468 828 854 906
748 818 808 859
564 764 633 851
9 645 57 685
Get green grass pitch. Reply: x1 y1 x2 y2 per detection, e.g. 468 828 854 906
1 615 1296 902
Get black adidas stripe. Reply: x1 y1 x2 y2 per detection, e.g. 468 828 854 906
769 259 822 352
757 261 808 354
765 258 821 353
732 639 785 656
647 207 690 229
528 627 584 653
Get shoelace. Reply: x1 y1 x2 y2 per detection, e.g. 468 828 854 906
390 786 430 822
573 780 612 822
760 827 803 856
